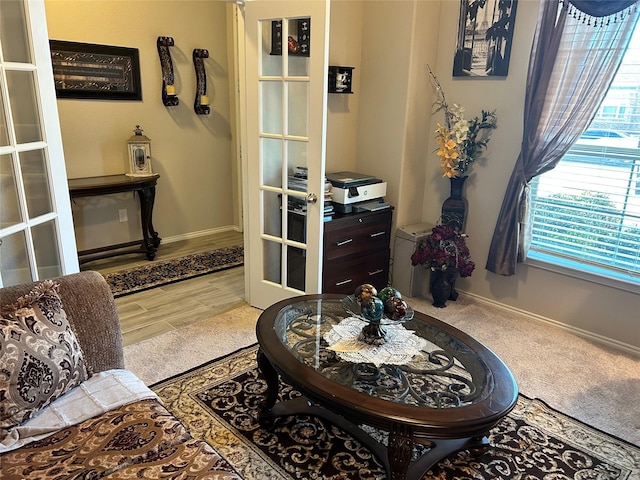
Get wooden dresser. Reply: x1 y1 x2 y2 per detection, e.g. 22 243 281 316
322 208 393 294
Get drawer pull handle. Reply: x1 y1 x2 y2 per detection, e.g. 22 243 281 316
335 279 353 286
368 269 384 276
336 238 353 246
370 231 386 238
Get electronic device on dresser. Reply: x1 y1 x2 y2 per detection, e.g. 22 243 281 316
326 171 389 214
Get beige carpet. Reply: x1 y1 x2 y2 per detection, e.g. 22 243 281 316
123 294 640 447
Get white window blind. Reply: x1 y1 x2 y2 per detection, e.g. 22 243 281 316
529 19 640 282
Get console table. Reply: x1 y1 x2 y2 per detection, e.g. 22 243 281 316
68 174 161 263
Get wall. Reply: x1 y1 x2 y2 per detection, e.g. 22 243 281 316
44 0 237 250
326 1 363 174
335 0 639 353
44 0 639 352
418 0 640 352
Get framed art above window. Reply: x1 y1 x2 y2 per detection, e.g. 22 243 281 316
49 40 142 100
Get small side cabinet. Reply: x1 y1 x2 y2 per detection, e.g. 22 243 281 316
322 208 393 294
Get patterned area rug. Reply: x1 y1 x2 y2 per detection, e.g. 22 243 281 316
104 245 244 297
152 345 640 480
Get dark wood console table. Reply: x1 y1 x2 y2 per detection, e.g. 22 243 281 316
68 174 161 263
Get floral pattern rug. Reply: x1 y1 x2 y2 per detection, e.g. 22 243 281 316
104 245 243 297
152 345 640 480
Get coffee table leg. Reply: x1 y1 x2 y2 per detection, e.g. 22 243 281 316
405 435 490 480
256 348 279 419
388 424 413 480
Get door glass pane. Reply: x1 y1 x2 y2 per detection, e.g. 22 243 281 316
287 82 309 137
6 70 42 144
261 19 282 77
33 220 62 280
0 230 31 286
286 141 308 191
261 137 283 188
0 0 32 63
19 149 52 218
0 85 10 146
263 239 281 284
0 154 22 226
287 245 305 290
263 190 282 237
287 18 310 77
260 81 282 135
287 209 306 242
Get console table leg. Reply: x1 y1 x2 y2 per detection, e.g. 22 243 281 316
138 186 158 260
256 348 279 420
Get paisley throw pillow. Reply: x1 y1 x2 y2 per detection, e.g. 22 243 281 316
0 280 89 438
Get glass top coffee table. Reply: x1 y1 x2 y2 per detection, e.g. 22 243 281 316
256 294 518 480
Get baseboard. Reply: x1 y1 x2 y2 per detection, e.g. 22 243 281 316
161 226 242 245
461 291 640 358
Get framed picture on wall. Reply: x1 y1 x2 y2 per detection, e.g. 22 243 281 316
452 0 518 77
50 40 142 100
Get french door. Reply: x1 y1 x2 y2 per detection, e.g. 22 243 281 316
242 1 329 309
0 0 78 287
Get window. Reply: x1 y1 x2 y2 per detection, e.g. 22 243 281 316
528 20 640 287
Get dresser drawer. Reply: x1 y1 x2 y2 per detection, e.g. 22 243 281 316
323 250 390 294
324 210 392 261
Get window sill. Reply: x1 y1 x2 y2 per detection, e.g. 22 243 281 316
526 250 640 295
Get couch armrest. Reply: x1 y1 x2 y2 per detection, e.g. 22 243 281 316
0 271 124 373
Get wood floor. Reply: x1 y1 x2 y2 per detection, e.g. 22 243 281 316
82 230 246 347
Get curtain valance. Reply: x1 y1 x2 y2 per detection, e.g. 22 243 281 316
565 0 638 25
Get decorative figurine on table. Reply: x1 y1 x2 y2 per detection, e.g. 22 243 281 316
348 284 410 346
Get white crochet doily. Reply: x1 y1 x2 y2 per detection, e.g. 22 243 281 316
323 317 427 366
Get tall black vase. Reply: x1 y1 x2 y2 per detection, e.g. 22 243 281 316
430 269 451 308
441 175 468 232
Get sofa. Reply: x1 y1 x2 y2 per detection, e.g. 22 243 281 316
0 270 241 479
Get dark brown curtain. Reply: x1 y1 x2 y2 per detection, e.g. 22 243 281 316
485 0 639 276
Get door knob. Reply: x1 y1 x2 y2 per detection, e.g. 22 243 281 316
306 193 318 204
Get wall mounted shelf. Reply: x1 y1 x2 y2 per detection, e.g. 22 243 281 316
328 66 354 94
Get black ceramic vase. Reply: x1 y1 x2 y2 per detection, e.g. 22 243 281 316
430 269 452 308
447 268 459 301
441 175 468 232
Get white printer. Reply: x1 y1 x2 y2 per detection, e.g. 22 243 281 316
326 171 388 213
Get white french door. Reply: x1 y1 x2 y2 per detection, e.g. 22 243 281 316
0 0 78 287
241 1 329 309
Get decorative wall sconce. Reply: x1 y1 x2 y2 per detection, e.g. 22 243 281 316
328 66 354 94
157 36 179 106
193 48 210 115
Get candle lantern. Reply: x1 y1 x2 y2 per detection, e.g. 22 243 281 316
127 125 153 176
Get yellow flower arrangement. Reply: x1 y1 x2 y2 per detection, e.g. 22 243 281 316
428 65 497 178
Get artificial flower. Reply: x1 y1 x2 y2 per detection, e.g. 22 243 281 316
428 65 497 178
410 224 475 277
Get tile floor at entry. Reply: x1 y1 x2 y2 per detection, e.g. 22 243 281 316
82 230 246 346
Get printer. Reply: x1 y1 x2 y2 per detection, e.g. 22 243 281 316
326 171 389 213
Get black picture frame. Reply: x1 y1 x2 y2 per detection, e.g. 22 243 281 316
49 40 142 100
452 0 518 77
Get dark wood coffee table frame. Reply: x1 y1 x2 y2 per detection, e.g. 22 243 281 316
256 294 518 480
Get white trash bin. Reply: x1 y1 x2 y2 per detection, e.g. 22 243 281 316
392 223 433 297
